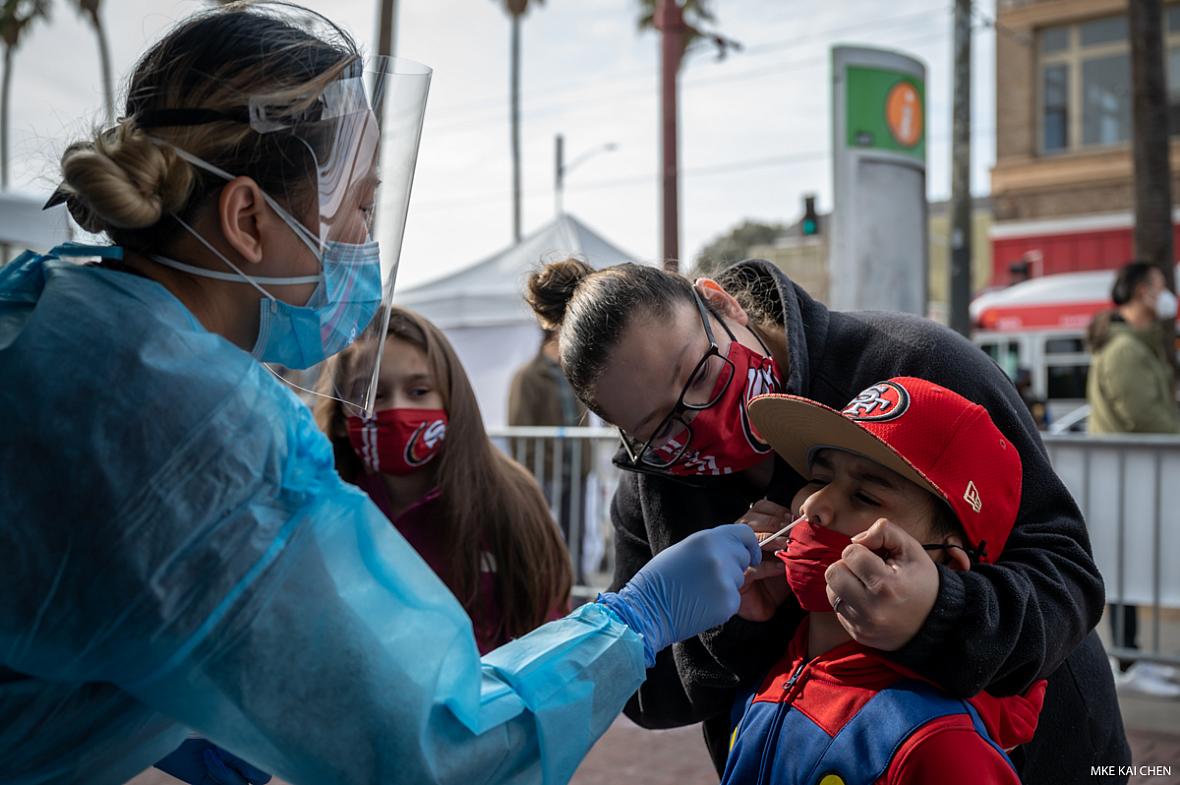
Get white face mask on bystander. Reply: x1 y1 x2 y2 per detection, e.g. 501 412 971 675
1155 288 1178 321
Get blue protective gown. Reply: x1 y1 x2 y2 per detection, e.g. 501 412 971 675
0 245 646 785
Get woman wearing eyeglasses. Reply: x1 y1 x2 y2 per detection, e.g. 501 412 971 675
524 258 1128 785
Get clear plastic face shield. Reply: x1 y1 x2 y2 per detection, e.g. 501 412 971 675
257 55 431 417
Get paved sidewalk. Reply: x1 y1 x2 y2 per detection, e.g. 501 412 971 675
569 716 1180 785
125 716 1179 785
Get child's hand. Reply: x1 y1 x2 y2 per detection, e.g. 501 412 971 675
823 518 940 651
738 498 794 550
737 559 791 622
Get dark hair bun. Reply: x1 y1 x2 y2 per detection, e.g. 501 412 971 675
525 258 594 330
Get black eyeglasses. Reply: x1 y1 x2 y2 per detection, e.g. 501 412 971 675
619 291 737 471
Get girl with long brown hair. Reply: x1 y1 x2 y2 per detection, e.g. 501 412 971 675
316 307 571 651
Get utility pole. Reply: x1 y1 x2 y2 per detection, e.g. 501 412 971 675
555 133 564 216
949 0 973 336
510 12 523 244
373 0 398 120
370 0 398 236
655 0 685 272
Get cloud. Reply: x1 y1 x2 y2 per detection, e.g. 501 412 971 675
4 0 996 287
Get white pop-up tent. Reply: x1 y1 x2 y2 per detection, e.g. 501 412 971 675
0 194 71 252
396 213 639 427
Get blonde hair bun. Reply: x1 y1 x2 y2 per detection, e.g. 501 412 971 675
59 121 194 233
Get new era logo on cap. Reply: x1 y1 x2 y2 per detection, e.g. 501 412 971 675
842 381 910 422
964 480 983 514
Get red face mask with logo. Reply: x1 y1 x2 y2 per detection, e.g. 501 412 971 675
347 408 448 476
659 341 781 477
776 519 853 612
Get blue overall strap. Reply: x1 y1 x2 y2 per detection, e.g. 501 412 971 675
805 680 1017 785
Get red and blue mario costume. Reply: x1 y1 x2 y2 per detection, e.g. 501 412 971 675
721 378 1047 785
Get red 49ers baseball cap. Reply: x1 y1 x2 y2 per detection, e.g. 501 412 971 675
747 377 1022 563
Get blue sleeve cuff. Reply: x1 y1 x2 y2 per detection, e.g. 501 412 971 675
596 592 656 668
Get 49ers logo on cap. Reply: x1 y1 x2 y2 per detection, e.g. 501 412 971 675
842 381 911 422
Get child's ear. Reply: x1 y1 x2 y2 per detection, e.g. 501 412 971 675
942 535 972 572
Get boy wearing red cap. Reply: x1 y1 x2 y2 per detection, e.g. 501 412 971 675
720 377 1046 785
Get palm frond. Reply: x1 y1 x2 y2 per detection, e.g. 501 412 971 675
633 0 737 60
0 0 50 49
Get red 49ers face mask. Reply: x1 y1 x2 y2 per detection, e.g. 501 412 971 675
347 408 448 476
658 341 781 477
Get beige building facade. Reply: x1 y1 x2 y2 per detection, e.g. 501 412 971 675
991 0 1180 282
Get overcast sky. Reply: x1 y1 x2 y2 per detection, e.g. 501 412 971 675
6 0 997 288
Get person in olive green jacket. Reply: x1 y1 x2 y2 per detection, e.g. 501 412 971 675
1086 260 1180 698
508 328 594 580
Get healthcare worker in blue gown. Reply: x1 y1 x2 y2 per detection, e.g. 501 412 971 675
0 5 761 785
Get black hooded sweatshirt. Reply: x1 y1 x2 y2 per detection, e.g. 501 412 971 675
609 260 1129 784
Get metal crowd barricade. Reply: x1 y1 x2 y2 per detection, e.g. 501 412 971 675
488 426 623 602
490 428 1180 665
1044 433 1180 666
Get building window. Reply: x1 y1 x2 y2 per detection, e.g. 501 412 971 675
1082 53 1131 145
1043 63 1070 151
1038 8 1180 153
1079 16 1127 46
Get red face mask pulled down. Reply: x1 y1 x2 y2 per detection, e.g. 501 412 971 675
656 340 781 477
776 519 854 612
347 408 448 476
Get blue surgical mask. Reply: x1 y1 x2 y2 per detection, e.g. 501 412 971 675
149 145 383 369
152 236 381 369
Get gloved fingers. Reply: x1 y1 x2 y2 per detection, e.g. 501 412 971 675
718 522 762 568
707 526 755 594
721 587 743 618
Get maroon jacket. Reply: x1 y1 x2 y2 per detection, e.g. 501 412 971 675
356 473 508 653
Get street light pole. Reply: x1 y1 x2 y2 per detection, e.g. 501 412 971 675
554 135 617 218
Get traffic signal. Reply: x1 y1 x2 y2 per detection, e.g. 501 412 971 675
802 195 819 236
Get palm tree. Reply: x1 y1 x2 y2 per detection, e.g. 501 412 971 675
635 0 737 61
0 0 49 190
494 0 544 244
70 0 113 124
635 0 736 270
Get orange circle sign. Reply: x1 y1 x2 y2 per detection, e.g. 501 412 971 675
885 82 922 147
